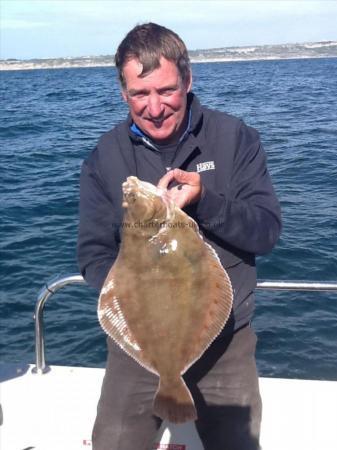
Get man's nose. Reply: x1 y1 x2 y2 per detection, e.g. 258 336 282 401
147 93 164 118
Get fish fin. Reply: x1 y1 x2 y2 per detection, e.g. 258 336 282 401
196 242 233 346
182 241 234 373
153 377 197 424
98 269 157 374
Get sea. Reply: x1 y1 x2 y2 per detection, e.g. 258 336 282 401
1 57 337 380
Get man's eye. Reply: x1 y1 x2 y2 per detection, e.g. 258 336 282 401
130 92 147 99
160 89 175 96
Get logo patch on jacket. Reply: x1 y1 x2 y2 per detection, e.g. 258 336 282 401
196 161 215 173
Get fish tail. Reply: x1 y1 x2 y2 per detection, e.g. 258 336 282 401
153 377 197 424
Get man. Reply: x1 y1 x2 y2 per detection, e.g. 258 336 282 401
77 23 281 450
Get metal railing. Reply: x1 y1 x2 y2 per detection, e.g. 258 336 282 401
31 273 337 374
32 274 86 374
256 281 337 291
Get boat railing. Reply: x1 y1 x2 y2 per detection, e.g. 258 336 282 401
32 273 337 375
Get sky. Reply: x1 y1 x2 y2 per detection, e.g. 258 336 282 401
1 0 337 60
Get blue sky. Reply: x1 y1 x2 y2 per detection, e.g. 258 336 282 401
1 0 337 60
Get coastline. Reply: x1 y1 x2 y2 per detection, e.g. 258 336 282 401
1 55 337 72
1 40 336 72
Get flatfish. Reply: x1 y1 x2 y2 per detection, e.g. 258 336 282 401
98 176 233 423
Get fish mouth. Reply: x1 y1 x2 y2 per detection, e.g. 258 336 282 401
122 176 163 198
122 176 175 222
122 176 163 212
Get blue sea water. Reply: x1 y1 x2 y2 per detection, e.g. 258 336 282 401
1 58 337 380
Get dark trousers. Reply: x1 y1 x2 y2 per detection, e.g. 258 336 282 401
92 324 262 450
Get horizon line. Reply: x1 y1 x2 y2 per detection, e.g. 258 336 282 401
2 39 336 62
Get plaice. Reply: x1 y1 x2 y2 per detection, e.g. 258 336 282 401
98 176 233 423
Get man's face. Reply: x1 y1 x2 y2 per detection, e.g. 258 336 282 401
122 57 192 145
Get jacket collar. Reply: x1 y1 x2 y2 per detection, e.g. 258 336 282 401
171 93 205 169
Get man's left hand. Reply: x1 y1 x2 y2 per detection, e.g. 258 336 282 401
157 169 203 209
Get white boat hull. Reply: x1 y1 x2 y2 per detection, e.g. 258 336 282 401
1 364 336 450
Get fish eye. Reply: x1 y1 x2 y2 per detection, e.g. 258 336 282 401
127 192 136 202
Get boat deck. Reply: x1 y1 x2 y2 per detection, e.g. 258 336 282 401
1 364 336 450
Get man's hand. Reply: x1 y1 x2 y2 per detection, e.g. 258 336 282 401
157 169 204 209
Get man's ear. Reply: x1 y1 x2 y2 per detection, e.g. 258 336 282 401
121 89 128 102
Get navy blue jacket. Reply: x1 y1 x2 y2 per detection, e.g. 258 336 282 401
77 93 281 333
